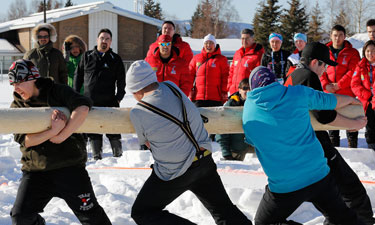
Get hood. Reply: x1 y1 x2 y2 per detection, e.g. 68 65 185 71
62 35 87 55
247 82 285 111
32 23 57 43
241 43 263 55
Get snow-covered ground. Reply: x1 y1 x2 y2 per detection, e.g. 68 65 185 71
0 78 374 225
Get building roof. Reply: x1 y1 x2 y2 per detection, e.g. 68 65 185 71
0 1 162 33
0 39 23 56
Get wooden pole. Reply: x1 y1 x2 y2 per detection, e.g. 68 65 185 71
0 105 364 134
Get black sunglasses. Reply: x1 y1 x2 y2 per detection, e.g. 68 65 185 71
241 86 250 91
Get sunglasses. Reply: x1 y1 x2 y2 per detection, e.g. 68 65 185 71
241 86 250 91
159 42 171 47
37 35 49 39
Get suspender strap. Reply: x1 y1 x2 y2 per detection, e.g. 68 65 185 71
137 83 202 156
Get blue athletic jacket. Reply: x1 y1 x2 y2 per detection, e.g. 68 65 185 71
242 82 337 193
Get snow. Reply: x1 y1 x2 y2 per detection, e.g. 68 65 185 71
0 31 375 224
0 79 374 225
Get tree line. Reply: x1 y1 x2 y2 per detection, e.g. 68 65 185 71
6 0 375 52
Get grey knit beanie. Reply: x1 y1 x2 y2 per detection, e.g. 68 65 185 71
126 60 158 93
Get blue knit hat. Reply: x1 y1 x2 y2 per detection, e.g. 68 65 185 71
269 33 283 42
249 66 276 90
294 33 307 43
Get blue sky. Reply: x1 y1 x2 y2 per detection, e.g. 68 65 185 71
0 0 291 23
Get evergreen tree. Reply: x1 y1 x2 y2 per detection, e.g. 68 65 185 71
190 0 238 38
65 0 73 7
252 0 282 51
280 0 309 52
144 0 163 20
307 1 324 42
37 0 62 12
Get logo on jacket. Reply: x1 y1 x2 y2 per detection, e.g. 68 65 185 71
103 63 109 68
361 74 365 81
171 66 176 74
234 60 238 66
244 60 249 67
196 62 201 67
78 193 94 211
211 61 216 68
151 67 158 71
342 56 347 65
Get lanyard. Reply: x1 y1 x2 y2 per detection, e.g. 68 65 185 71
271 51 284 78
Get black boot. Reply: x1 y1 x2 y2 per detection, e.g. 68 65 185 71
90 139 103 160
330 136 340 147
110 139 123 157
348 137 358 148
347 131 358 148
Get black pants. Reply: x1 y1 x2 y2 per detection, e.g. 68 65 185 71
193 100 223 108
255 174 363 225
329 130 358 146
10 166 111 225
316 131 375 225
131 155 252 225
365 103 375 144
88 133 121 141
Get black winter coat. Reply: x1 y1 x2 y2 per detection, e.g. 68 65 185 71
11 78 92 172
74 47 126 106
261 49 290 80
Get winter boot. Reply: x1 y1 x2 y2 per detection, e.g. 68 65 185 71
110 139 123 157
90 139 103 160
330 136 340 147
348 137 358 148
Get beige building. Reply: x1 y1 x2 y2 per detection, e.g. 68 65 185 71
0 1 162 73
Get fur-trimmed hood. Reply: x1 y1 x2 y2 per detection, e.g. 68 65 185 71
62 35 87 56
32 23 57 43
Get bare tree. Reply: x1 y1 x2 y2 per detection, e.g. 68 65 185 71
325 0 338 30
7 0 29 20
348 0 375 33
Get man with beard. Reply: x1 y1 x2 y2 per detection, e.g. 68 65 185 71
74 28 126 160
24 23 67 84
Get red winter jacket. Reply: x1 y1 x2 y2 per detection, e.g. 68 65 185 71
189 45 229 102
145 48 192 96
228 43 264 95
147 34 193 66
320 41 360 97
351 58 375 112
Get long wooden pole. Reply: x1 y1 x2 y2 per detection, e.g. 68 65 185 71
0 105 364 134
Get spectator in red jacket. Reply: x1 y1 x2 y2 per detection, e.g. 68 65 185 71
285 33 307 77
227 29 264 95
351 40 375 150
145 34 191 96
147 21 193 66
320 25 361 148
367 19 375 41
189 34 229 107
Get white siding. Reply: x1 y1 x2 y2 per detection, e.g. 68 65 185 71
89 11 118 53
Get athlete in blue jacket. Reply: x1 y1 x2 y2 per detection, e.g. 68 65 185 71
242 66 366 225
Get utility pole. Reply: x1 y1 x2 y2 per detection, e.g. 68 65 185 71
44 0 46 23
